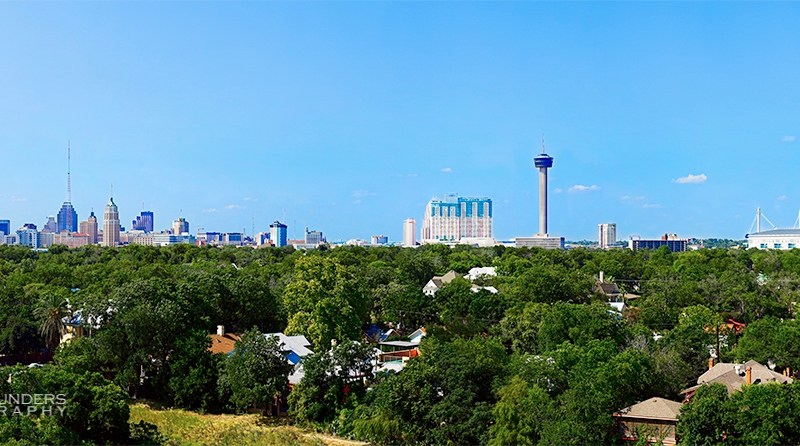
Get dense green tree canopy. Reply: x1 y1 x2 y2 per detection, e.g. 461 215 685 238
1 242 799 444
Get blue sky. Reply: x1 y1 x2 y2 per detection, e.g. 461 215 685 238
1 2 799 241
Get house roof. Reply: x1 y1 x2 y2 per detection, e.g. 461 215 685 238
379 329 397 342
265 333 314 357
465 267 497 279
208 333 241 355
596 282 621 295
685 360 793 395
380 340 420 348
210 332 314 359
471 284 499 294
615 397 683 421
441 270 458 282
426 270 458 289
375 360 406 374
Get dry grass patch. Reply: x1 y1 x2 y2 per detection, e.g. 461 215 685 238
130 403 365 446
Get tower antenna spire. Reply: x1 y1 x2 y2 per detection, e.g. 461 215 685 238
67 141 72 202
541 134 545 154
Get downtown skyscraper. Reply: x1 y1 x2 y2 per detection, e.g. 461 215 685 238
270 221 288 247
132 211 154 232
421 195 492 243
102 197 120 247
598 223 617 249
80 212 99 244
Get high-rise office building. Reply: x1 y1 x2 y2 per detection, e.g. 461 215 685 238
628 235 687 252
270 221 288 247
0 220 10 236
43 216 58 233
223 232 243 246
304 227 325 245
57 203 78 233
132 211 154 232
403 218 416 247
598 223 617 249
17 224 39 248
421 195 492 243
102 197 120 247
80 212 99 244
371 235 388 245
173 217 189 235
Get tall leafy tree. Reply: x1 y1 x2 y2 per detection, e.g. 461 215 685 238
283 256 367 348
289 340 375 424
217 327 293 413
677 384 731 445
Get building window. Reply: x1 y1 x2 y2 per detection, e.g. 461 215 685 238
774 244 782 249
760 243 768 249
789 244 796 249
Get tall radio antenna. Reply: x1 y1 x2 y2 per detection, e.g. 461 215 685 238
67 141 72 202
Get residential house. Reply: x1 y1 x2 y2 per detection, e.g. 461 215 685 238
681 359 793 402
423 271 458 296
207 326 314 366
378 327 426 369
595 271 640 301
614 397 682 445
704 319 746 336
265 332 314 365
423 269 498 296
595 280 622 300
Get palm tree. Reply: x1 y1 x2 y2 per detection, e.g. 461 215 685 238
34 294 68 352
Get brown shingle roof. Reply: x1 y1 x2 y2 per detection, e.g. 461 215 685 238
683 360 793 396
596 282 621 296
430 271 459 289
614 398 683 421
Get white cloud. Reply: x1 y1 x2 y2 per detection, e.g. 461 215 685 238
782 135 796 142
441 167 453 173
11 195 27 203
352 199 362 205
778 195 788 201
643 203 661 209
554 188 563 194
243 196 258 202
225 204 245 210
674 173 707 184
351 190 376 199
202 208 218 213
568 184 600 193
621 195 645 202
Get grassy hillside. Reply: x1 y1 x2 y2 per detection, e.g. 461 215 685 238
130 403 366 446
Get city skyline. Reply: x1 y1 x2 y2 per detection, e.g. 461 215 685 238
2 3 800 241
